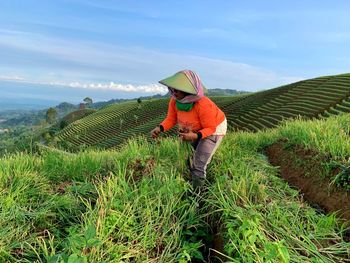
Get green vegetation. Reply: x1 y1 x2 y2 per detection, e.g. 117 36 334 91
0 101 96 156
1 113 350 262
0 126 38 157
55 99 172 151
223 73 350 132
0 102 78 128
0 138 204 262
83 97 93 108
46 108 58 124
59 109 96 129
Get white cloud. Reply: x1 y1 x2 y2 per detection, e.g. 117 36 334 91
0 74 25 81
0 77 167 94
52 81 167 93
0 29 304 92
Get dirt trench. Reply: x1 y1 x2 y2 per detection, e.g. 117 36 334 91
265 141 350 222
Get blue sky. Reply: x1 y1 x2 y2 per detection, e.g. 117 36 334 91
0 0 350 104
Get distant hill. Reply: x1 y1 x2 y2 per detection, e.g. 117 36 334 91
206 88 249 96
0 98 59 111
0 102 78 127
91 88 248 109
90 93 166 109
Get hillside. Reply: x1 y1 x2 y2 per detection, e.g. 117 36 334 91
55 73 350 151
1 114 350 262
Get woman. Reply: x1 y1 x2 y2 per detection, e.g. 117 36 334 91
151 70 227 189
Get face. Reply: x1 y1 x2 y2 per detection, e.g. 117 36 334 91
171 88 187 100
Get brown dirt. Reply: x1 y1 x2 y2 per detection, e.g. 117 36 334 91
197 220 227 263
127 158 156 182
57 181 72 194
209 231 226 263
11 248 24 258
265 142 350 221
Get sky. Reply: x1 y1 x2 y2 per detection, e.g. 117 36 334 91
0 0 350 105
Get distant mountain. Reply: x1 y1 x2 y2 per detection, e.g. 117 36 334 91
0 98 59 111
91 93 165 109
206 88 250 96
0 102 78 127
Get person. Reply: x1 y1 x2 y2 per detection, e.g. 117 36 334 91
151 70 227 189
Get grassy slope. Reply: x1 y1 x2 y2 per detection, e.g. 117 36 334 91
209 113 350 262
1 114 350 262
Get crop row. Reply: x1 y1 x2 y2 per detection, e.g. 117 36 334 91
97 116 166 149
57 99 169 148
226 74 350 132
56 101 138 139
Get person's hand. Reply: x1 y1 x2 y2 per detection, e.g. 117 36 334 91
178 131 198 142
151 126 161 139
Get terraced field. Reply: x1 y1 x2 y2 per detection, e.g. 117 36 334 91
222 73 350 132
60 108 96 126
56 73 350 150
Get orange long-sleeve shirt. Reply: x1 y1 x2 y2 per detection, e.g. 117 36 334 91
160 97 226 138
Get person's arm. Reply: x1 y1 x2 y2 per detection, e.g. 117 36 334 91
178 131 199 141
151 99 177 139
151 126 162 138
160 98 177 131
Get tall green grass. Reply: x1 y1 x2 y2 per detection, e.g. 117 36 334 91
278 114 350 188
1 114 350 262
0 153 86 261
1 138 205 262
279 114 350 160
205 114 350 262
207 131 350 262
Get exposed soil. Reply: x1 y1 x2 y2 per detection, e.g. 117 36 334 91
57 181 72 194
208 228 226 263
127 158 156 182
188 213 227 263
265 141 350 222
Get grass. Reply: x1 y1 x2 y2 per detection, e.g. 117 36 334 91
0 138 205 262
279 114 350 160
207 129 350 262
1 114 350 262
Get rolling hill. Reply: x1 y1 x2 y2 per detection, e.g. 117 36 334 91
55 73 350 151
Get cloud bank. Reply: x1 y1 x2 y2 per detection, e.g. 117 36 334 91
0 29 304 93
54 81 167 93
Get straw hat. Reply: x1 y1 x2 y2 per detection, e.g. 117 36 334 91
159 71 197 94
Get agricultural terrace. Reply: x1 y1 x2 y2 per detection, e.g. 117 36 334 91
1 114 350 262
60 109 97 127
55 73 350 151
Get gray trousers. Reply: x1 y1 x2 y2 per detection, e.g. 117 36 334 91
190 135 224 186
